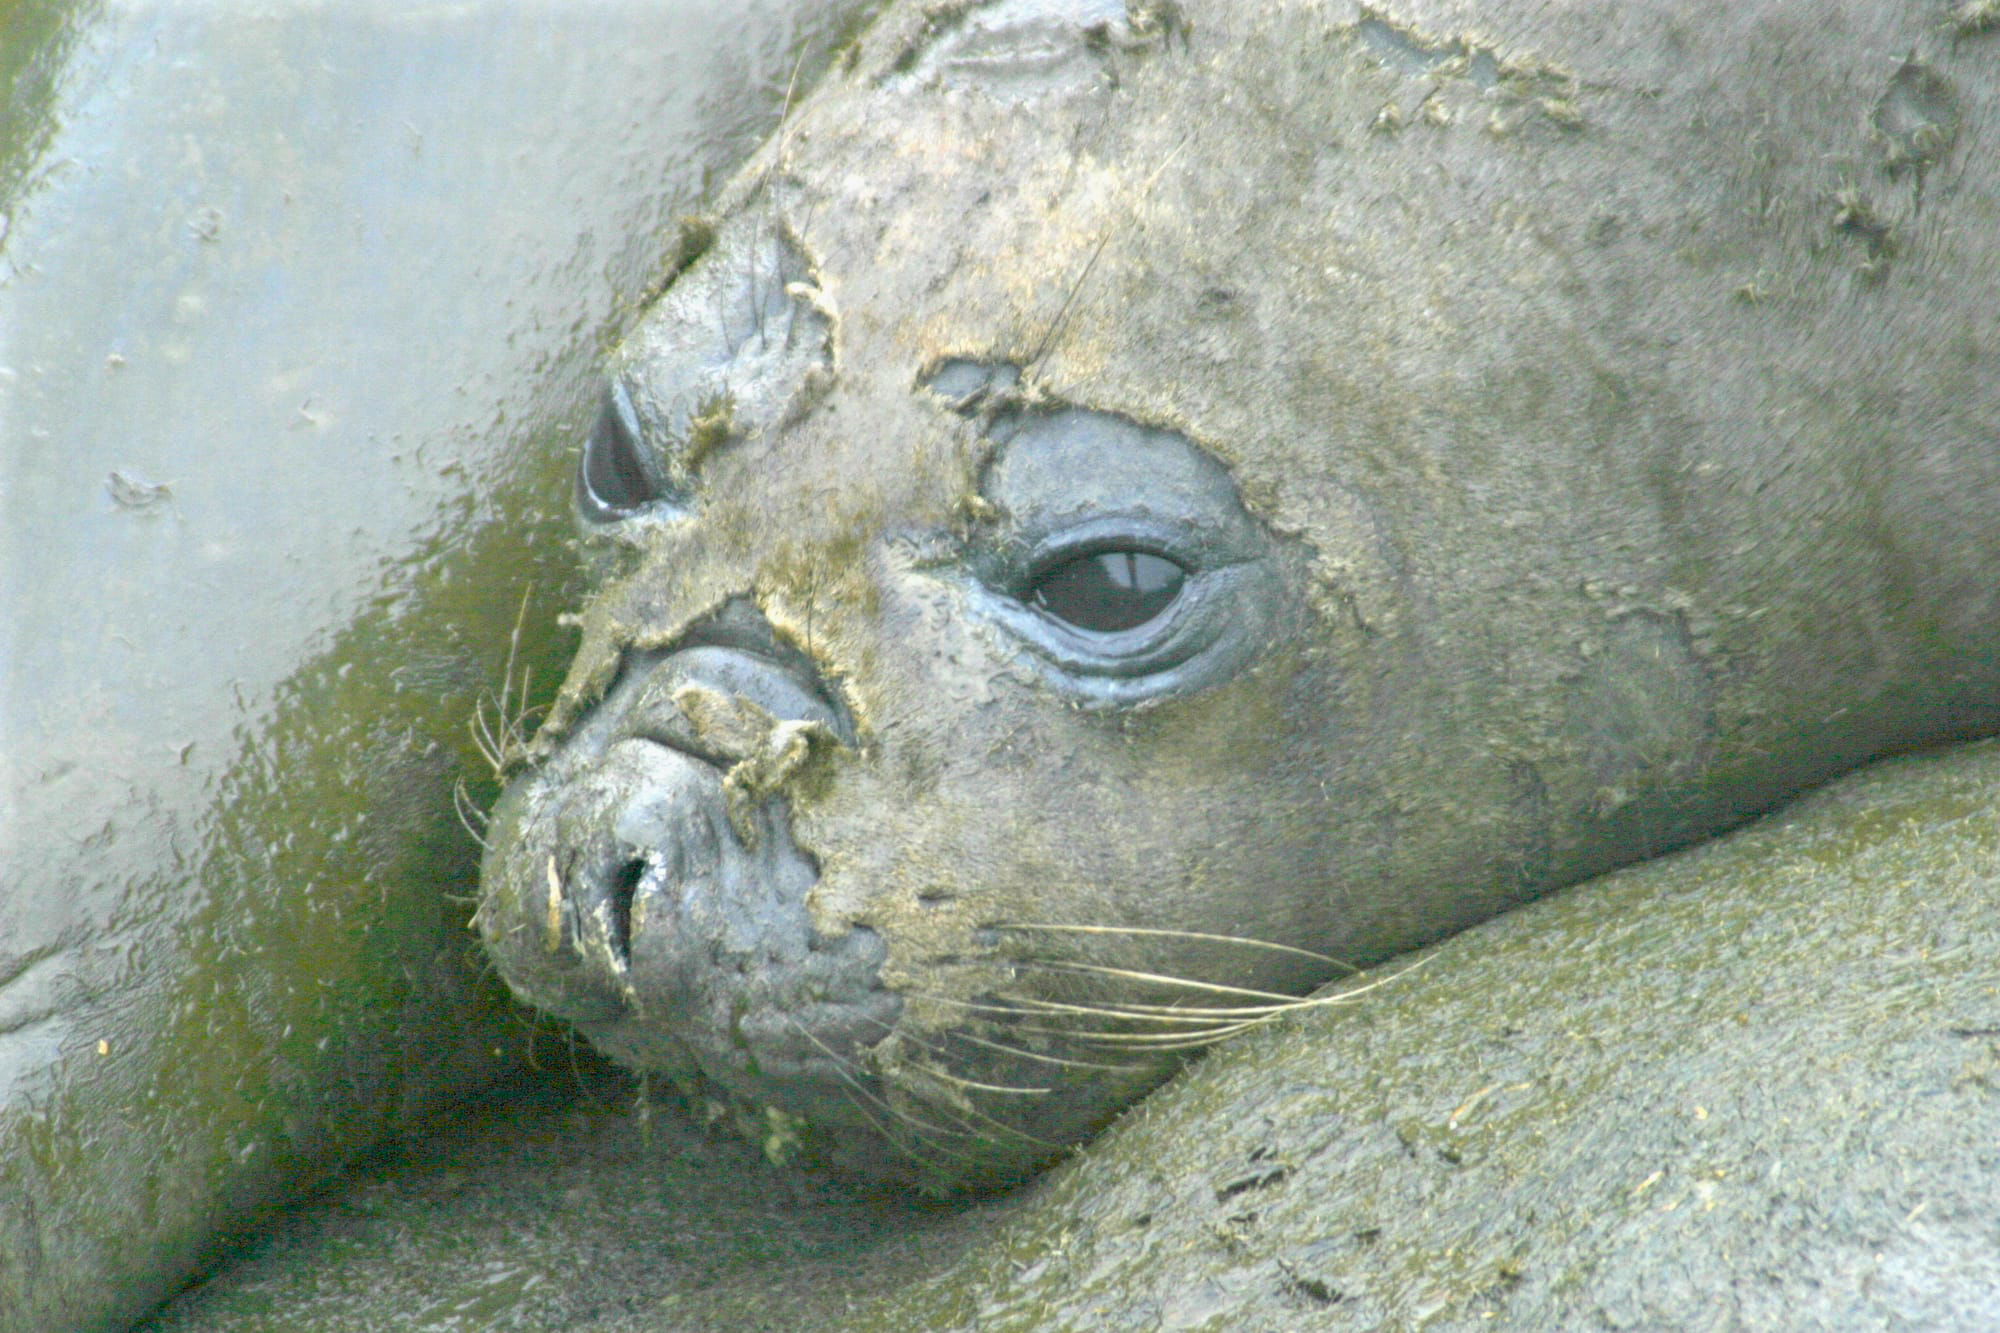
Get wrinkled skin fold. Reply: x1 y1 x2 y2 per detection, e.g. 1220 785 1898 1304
481 0 2000 1190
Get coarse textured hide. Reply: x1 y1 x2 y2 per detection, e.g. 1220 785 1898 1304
480 0 2000 1190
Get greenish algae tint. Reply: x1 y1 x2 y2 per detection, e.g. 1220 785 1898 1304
0 4 882 1330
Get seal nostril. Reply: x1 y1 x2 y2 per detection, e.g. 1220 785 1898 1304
608 857 645 968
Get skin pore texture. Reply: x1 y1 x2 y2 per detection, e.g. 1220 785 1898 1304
479 0 2000 1191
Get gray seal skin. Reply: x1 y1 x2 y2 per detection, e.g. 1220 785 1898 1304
480 0 2000 1191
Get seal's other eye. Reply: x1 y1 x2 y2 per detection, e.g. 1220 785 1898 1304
1029 550 1186 633
578 384 656 521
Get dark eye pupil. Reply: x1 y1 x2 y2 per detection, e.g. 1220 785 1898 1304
578 387 656 519
1030 551 1185 633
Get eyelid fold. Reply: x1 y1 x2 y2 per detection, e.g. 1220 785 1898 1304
968 560 1274 699
1005 513 1216 585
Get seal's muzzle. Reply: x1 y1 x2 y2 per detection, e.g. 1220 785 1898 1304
479 602 896 1120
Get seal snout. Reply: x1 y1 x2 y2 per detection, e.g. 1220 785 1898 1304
490 741 704 1021
481 602 898 1116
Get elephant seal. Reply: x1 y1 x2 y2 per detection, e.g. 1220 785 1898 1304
480 0 2000 1190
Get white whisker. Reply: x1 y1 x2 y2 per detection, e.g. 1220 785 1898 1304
993 921 1353 972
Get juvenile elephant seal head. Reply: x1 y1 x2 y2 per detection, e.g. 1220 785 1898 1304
480 0 2000 1188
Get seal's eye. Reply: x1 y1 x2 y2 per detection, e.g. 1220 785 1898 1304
1029 549 1186 633
578 384 656 521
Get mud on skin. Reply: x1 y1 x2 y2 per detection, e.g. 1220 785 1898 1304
479 0 2000 1191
